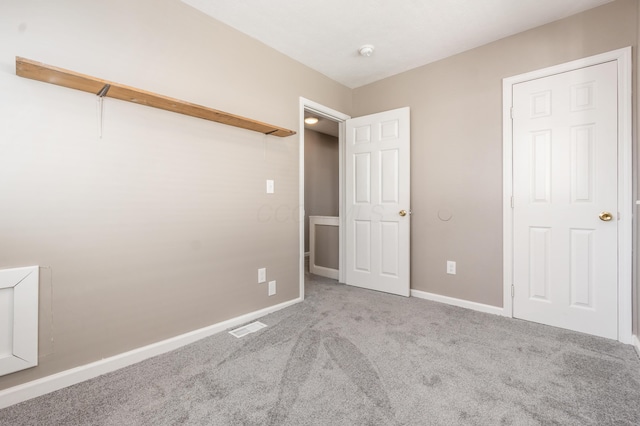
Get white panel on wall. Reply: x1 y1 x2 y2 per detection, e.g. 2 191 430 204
0 266 39 376
0 289 13 358
308 216 340 280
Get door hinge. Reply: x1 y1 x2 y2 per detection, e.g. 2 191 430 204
511 285 514 298
510 107 514 120
511 196 514 209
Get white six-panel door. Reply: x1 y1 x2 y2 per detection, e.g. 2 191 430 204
345 107 410 297
512 61 618 339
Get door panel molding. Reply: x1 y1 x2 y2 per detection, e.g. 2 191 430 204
502 47 632 343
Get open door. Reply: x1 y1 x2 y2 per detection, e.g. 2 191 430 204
345 107 410 296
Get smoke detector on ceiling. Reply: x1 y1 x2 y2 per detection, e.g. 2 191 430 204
359 45 375 57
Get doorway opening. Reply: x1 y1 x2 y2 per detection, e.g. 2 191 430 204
298 98 350 300
304 111 339 279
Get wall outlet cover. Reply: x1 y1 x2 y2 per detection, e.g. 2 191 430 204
447 261 456 275
268 280 276 296
258 268 266 283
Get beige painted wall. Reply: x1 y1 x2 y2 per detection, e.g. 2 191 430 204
0 0 351 390
303 130 339 253
314 225 339 270
353 0 638 308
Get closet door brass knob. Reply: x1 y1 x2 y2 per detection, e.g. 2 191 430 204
599 212 613 222
399 210 407 217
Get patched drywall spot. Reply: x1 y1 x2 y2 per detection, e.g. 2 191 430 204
437 209 453 221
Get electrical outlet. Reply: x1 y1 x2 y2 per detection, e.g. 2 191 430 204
258 268 266 283
447 261 456 275
268 280 276 296
266 180 275 194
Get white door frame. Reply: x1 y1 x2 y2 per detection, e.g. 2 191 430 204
502 47 632 343
299 98 351 299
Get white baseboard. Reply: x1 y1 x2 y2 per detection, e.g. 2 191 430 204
411 289 506 317
632 335 640 359
0 297 302 409
309 264 338 280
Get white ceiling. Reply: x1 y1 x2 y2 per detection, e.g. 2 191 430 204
182 0 613 89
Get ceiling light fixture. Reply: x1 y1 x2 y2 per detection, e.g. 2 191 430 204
359 44 375 57
304 117 319 125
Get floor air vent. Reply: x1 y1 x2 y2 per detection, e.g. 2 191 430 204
229 321 267 338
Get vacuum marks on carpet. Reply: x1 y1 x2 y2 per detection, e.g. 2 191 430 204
267 329 396 426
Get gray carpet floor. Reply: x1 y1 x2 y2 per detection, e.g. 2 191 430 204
1 272 640 425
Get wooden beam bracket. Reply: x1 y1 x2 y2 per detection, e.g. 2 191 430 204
96 84 111 98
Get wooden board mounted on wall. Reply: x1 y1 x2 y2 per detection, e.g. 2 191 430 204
15 57 296 137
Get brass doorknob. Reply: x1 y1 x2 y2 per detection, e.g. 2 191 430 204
399 210 407 217
599 212 613 222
